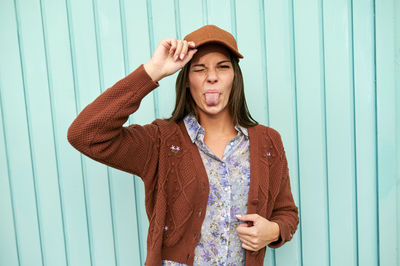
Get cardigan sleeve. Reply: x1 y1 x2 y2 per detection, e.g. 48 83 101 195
267 135 299 249
67 64 161 179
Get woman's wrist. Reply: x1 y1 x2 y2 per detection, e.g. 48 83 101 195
143 61 163 82
270 221 280 242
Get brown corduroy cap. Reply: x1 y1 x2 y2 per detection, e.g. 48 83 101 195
184 25 243 59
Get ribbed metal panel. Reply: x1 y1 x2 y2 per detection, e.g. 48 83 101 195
0 0 398 265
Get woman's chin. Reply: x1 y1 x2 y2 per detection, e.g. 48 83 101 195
198 104 228 117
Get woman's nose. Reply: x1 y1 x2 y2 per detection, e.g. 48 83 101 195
206 68 218 83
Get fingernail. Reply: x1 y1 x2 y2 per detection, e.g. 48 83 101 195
174 55 178 61
236 214 242 218
180 53 185 60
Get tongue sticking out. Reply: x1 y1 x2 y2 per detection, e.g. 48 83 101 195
204 92 220 106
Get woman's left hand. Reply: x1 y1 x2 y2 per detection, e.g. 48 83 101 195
235 214 280 251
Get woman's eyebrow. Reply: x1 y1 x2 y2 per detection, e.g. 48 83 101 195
217 60 231 64
191 63 206 68
191 60 231 68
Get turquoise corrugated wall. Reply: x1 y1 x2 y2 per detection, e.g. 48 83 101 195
0 0 399 265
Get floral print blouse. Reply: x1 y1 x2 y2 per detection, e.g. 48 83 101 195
162 113 251 266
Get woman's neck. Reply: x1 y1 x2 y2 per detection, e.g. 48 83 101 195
198 110 236 137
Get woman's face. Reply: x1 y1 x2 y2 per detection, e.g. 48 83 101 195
188 44 234 119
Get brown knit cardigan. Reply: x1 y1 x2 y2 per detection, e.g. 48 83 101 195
67 64 299 265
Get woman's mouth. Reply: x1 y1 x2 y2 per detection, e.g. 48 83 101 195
204 91 220 106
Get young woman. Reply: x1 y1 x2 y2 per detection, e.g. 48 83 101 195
68 25 299 266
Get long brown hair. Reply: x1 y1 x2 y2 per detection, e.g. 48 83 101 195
169 51 258 127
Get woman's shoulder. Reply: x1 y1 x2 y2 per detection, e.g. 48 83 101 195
151 118 181 129
150 118 185 139
251 124 282 140
251 124 285 153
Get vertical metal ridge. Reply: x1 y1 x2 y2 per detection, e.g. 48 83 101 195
396 2 400 264
349 0 359 265
106 169 118 266
64 0 94 264
230 0 237 39
319 0 331 265
119 0 130 76
259 0 269 126
38 0 69 264
0 65 21 266
79 154 94 266
372 0 381 263
288 0 303 264
91 0 118 265
145 0 159 118
1 1 23 265
202 0 208 25
13 0 45 264
91 0 104 93
174 0 181 39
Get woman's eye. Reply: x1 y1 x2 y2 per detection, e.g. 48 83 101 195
193 69 205 72
219 65 230 69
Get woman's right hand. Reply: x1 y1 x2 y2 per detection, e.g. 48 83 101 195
144 38 198 82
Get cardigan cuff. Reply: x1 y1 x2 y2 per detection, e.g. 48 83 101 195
124 64 159 98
